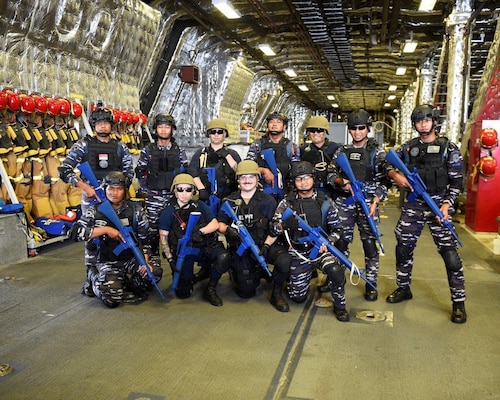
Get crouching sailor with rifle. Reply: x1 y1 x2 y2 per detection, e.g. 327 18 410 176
158 174 231 306
266 161 350 322
71 171 162 308
217 160 292 312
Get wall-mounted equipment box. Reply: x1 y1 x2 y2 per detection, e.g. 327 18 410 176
179 66 200 84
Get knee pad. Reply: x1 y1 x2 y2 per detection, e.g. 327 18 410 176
321 257 346 287
175 278 193 299
272 249 291 274
439 247 462 272
396 244 413 264
362 238 378 259
335 238 349 253
214 250 232 274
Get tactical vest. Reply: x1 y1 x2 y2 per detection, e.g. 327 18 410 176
405 137 449 194
232 192 270 245
285 191 329 243
146 142 181 191
301 140 338 184
200 146 236 195
95 201 135 262
342 138 378 182
260 136 292 179
84 137 123 180
169 202 210 249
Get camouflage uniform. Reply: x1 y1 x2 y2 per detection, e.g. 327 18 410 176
327 139 389 289
73 200 159 307
135 141 188 258
58 137 133 266
387 137 465 303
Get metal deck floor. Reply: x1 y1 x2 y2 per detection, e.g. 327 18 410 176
1 199 499 400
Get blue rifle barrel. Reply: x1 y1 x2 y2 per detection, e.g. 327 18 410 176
281 207 377 290
261 148 284 197
336 153 385 254
172 212 202 292
221 201 271 276
98 200 165 300
385 150 463 247
77 161 105 202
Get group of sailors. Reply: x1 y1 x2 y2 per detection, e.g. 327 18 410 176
61 104 467 324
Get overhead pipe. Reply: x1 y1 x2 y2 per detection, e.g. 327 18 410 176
252 89 281 132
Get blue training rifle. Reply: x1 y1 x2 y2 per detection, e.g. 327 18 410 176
204 167 220 214
77 161 105 203
172 211 202 293
77 162 165 300
281 207 377 290
98 200 165 300
336 152 385 254
220 201 272 277
261 148 284 199
385 149 463 247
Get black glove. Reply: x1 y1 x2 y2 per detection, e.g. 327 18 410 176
259 243 270 259
198 188 209 201
216 147 229 158
226 226 240 242
283 217 299 231
190 229 204 245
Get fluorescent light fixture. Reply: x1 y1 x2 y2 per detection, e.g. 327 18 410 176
396 66 407 75
327 95 335 100
418 0 437 11
403 40 418 53
384 103 391 107
388 85 397 91
258 44 276 56
285 68 297 77
332 103 339 108
388 95 396 100
212 0 241 19
298 85 309 91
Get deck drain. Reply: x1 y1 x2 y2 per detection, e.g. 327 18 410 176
355 310 386 322
0 364 13 377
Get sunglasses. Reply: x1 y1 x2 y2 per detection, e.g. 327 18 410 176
208 129 225 135
176 187 194 193
349 125 367 131
307 128 326 134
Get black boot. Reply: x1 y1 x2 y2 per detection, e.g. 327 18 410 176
333 305 350 322
81 266 97 297
203 278 223 307
364 283 378 301
451 301 467 324
386 287 412 303
270 281 290 312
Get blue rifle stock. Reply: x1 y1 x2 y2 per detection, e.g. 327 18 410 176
261 148 284 198
204 167 220 214
172 212 202 293
78 162 165 299
281 207 377 290
77 161 105 203
220 201 272 277
98 200 166 300
385 149 463 247
336 153 385 254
